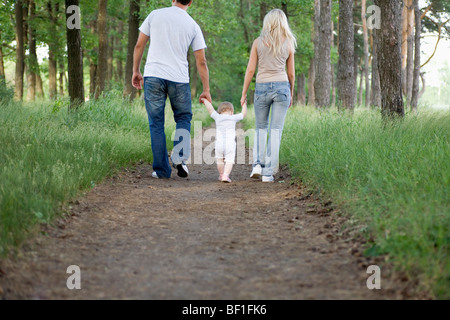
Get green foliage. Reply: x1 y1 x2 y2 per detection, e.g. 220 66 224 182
0 95 151 256
279 106 450 298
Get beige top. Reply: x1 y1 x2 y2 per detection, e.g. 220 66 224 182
256 37 290 83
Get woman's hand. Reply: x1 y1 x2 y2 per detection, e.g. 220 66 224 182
240 94 247 107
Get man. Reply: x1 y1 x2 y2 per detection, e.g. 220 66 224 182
132 0 211 179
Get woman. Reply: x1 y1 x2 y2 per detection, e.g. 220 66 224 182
241 9 297 182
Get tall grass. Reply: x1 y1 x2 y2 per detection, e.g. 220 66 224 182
280 106 449 299
0 91 216 256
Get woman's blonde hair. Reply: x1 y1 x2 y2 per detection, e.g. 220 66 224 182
260 9 297 56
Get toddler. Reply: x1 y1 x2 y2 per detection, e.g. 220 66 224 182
201 98 247 183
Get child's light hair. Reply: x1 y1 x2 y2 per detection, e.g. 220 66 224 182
218 101 234 114
260 9 297 56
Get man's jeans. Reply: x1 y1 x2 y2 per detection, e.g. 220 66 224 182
253 82 290 177
144 77 192 178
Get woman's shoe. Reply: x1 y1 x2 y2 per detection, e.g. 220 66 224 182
262 175 274 183
250 164 262 179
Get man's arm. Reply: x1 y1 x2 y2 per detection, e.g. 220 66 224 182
132 32 150 90
200 98 215 115
194 49 212 103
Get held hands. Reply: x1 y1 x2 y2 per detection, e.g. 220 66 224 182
240 94 247 107
199 91 212 104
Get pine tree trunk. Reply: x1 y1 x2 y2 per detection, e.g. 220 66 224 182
370 29 382 108
116 21 124 83
27 0 37 102
59 58 65 97
48 1 58 99
406 2 414 106
307 59 315 106
314 0 332 108
410 0 421 111
337 0 355 111
297 73 306 105
374 0 404 119
14 0 25 101
124 0 140 100
95 0 108 100
66 0 84 108
36 72 45 99
361 0 370 107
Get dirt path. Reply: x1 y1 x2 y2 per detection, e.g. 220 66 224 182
0 131 413 300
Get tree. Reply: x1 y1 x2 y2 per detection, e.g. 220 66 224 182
374 0 404 119
361 0 370 107
370 29 381 107
337 0 355 111
314 0 332 108
410 0 421 111
95 0 108 99
14 0 25 101
66 0 84 108
27 0 37 102
124 0 140 100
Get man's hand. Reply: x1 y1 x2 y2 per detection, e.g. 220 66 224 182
132 72 144 90
199 91 212 104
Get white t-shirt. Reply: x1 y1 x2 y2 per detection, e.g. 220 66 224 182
211 111 244 141
139 6 207 83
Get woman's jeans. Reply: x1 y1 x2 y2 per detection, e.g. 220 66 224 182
253 82 290 177
144 77 192 178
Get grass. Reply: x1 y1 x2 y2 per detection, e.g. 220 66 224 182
0 91 212 256
279 105 449 299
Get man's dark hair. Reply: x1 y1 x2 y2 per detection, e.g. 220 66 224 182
177 0 191 5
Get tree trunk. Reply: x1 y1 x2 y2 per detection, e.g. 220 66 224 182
337 0 355 111
358 60 363 106
26 0 37 101
410 0 421 111
107 25 114 85
14 0 25 101
95 0 108 100
370 29 382 107
307 59 315 106
48 1 58 99
374 0 404 119
361 0 370 107
59 58 65 97
116 21 124 82
0 42 5 87
406 2 414 105
36 72 45 99
124 0 140 100
314 0 332 108
66 0 84 108
89 57 97 97
297 73 306 105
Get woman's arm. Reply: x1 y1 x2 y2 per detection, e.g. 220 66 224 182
286 48 295 108
241 39 259 106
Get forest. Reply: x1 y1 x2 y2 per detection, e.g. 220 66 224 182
0 0 449 300
1 0 448 110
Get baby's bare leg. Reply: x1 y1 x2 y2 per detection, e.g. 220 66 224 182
217 158 225 177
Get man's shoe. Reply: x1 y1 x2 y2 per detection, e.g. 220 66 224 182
221 175 232 183
172 161 189 178
152 172 159 179
250 164 262 179
262 175 274 183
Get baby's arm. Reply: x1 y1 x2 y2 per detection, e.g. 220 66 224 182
201 98 215 115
